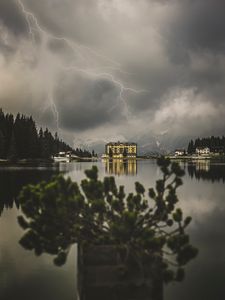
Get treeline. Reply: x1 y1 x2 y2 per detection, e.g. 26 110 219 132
187 136 225 154
0 170 57 215
0 109 92 160
188 164 225 183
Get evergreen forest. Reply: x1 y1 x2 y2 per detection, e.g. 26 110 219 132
0 109 92 160
187 136 225 154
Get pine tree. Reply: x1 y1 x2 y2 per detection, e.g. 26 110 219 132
42 129 51 159
0 108 92 160
28 117 39 158
8 130 18 161
53 132 59 155
0 130 5 158
187 140 194 154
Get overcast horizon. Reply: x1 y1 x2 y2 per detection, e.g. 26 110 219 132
0 0 225 151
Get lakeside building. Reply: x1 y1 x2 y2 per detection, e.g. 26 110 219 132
174 149 186 156
103 142 137 159
196 147 210 155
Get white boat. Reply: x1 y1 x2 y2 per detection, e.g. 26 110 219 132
53 152 70 163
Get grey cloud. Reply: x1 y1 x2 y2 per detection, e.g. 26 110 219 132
0 0 27 35
0 41 15 59
22 0 107 45
56 75 125 131
173 0 225 53
1 0 225 149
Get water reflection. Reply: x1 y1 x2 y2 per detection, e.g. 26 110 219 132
103 159 137 176
18 195 164 300
187 162 225 182
18 196 164 299
17 162 197 300
78 246 163 300
0 167 59 215
1 160 225 300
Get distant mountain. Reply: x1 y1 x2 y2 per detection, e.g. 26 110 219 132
134 131 192 155
73 136 127 155
74 132 193 155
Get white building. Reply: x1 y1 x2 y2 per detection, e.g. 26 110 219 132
174 149 185 156
196 147 210 155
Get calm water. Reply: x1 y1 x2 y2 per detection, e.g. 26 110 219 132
0 160 225 300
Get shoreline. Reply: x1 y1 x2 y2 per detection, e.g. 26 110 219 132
1 155 225 168
0 159 59 170
0 158 54 165
0 157 98 167
166 155 225 161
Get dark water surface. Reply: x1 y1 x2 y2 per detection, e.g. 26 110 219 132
0 160 225 300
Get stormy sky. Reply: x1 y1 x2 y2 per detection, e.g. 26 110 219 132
0 0 225 150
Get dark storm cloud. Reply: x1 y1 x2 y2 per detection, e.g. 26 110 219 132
0 0 27 35
163 0 225 99
56 75 124 131
1 0 225 147
152 0 225 116
171 0 225 53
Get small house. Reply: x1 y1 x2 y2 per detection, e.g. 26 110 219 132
174 149 185 156
196 147 210 155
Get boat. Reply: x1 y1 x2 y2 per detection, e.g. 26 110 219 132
53 152 71 163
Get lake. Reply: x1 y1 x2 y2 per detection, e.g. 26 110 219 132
0 159 225 300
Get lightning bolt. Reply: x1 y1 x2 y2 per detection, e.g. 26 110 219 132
62 65 148 117
16 0 149 131
16 0 121 69
47 83 59 131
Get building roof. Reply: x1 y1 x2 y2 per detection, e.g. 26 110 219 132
106 141 137 146
196 146 210 150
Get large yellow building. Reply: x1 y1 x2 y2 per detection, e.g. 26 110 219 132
104 142 137 159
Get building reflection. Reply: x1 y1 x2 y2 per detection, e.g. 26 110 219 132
103 159 137 176
187 162 225 182
195 160 210 172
